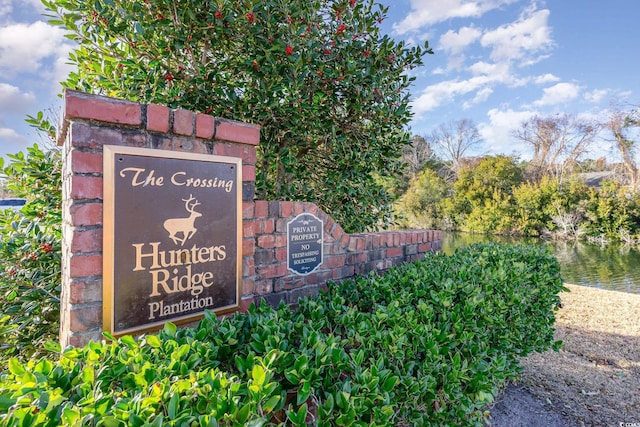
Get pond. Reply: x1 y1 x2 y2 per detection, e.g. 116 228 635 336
441 231 640 295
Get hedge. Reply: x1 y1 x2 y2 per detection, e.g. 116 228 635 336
0 243 565 426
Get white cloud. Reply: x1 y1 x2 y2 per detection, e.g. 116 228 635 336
534 73 560 84
0 0 12 18
0 21 72 78
0 83 36 113
468 61 502 76
439 26 482 54
480 8 553 64
480 108 537 156
533 82 580 106
0 127 28 146
583 89 609 104
411 74 501 115
0 0 47 25
393 0 518 35
463 87 493 108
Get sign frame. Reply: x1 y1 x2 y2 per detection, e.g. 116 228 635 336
103 145 242 337
287 212 324 275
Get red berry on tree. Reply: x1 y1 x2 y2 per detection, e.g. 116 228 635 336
285 45 294 55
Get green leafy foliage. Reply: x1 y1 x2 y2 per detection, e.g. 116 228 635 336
0 145 62 363
397 154 640 243
395 168 448 229
42 0 433 232
441 155 523 234
0 243 564 426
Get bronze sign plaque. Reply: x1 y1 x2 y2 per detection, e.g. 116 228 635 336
103 146 242 336
287 213 323 275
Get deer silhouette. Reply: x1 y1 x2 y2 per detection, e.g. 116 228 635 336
163 195 202 246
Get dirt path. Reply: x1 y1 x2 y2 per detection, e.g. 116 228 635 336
489 284 640 426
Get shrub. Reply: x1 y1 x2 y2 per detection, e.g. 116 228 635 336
0 243 564 426
44 0 433 232
0 145 62 363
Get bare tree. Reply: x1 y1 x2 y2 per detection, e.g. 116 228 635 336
514 114 600 183
430 119 482 177
606 107 639 192
401 135 436 179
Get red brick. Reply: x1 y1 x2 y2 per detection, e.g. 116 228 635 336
327 255 345 268
254 200 268 218
69 123 147 149
70 203 103 226
65 90 141 125
215 119 260 145
71 176 103 199
239 297 255 313
243 239 255 256
72 151 103 174
217 144 257 165
348 236 365 252
275 234 288 248
280 201 293 217
257 263 288 279
214 142 242 158
262 218 275 234
242 278 255 295
418 242 432 253
386 247 403 258
242 165 256 182
69 279 102 304
216 143 257 164
71 229 103 253
257 235 276 249
147 104 170 133
243 221 258 238
305 270 332 285
242 146 257 164
173 109 194 136
242 258 255 277
70 254 102 278
254 280 274 295
275 247 287 262
196 114 215 139
339 232 350 248
243 202 254 219
330 223 343 240
333 265 355 280
293 203 305 215
173 137 209 154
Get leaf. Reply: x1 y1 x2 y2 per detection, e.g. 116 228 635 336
296 381 310 406
236 402 251 424
7 358 25 376
252 365 266 387
382 375 399 392
167 393 180 419
261 395 280 413
163 322 178 338
146 334 162 348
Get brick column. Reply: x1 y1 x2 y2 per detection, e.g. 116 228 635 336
59 90 259 347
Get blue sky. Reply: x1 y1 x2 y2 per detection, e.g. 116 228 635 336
1 0 639 160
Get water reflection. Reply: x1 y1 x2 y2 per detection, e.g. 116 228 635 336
441 232 640 294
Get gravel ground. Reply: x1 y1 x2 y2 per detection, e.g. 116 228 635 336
487 284 640 427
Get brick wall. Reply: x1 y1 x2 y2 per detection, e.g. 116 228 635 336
243 201 441 307
59 90 442 347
